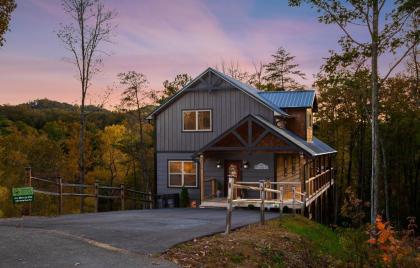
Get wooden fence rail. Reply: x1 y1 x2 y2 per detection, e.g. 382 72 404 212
225 176 306 234
26 167 153 215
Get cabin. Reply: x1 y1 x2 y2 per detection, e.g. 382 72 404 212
147 67 336 219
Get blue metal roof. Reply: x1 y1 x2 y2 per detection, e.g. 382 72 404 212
258 90 316 109
254 115 337 156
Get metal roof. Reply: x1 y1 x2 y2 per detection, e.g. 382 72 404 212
254 115 337 156
258 90 316 109
146 68 290 119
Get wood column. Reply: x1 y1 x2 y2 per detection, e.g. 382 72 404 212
200 154 205 204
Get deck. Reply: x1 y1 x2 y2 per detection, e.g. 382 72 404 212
200 197 307 209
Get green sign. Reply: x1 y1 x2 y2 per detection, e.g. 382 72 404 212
12 187 34 203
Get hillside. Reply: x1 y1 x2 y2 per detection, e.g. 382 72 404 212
163 215 420 268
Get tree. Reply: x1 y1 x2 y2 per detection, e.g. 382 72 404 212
57 0 115 212
100 124 127 209
159 73 192 104
118 71 156 193
289 0 419 223
263 47 306 90
0 0 16 47
215 60 250 82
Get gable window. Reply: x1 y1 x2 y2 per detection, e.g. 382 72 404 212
284 157 288 177
168 160 197 187
183 110 212 131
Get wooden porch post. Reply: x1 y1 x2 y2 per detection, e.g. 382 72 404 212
200 154 205 204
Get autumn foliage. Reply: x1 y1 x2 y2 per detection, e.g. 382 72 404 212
367 215 420 266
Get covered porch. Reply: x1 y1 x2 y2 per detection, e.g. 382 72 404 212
195 114 336 210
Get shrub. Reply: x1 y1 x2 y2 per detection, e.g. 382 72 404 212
179 187 189 208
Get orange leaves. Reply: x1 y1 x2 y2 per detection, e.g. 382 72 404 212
367 214 420 266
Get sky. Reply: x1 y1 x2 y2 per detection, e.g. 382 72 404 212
0 0 399 107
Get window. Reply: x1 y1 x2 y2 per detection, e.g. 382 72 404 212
292 156 296 175
168 161 197 187
182 110 212 131
283 157 288 177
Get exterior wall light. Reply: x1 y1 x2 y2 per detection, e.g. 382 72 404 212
216 160 222 169
242 161 249 169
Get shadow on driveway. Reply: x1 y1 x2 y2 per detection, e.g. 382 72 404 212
0 208 278 267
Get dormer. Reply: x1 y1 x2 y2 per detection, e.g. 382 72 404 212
258 90 317 142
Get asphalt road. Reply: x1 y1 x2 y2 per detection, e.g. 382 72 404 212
0 208 278 268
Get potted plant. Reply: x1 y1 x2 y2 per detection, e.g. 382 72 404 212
180 187 190 208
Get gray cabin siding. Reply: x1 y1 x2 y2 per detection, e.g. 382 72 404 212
156 151 275 200
204 152 275 199
156 87 274 152
156 152 200 200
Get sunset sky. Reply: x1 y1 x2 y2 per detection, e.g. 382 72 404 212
0 0 398 107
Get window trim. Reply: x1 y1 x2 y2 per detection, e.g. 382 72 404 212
182 109 212 132
292 156 296 175
167 160 198 188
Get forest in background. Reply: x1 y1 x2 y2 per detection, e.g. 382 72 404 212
0 99 156 216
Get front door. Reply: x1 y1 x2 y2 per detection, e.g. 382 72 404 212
224 161 242 197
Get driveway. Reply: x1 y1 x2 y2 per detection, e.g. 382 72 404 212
0 208 278 267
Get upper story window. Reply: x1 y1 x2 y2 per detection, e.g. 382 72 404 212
182 110 212 131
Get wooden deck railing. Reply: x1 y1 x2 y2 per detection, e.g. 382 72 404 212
203 177 218 199
225 176 306 234
305 168 334 205
26 168 153 215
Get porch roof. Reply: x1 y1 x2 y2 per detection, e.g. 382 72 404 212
194 114 336 157
254 115 336 156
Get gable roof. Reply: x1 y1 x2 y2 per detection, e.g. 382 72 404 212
194 113 336 157
146 67 290 120
254 115 336 156
258 90 317 109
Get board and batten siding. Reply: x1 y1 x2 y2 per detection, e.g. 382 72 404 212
155 87 274 152
156 152 200 200
156 152 275 199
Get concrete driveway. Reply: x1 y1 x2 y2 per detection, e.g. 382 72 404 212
0 208 278 267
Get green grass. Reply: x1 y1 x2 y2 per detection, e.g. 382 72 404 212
279 216 345 259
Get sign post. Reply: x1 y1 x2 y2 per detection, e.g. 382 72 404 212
12 187 34 204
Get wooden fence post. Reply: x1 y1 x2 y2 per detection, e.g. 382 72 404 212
279 186 284 217
259 180 265 225
57 176 63 215
301 192 306 216
94 181 99 213
292 186 296 216
148 191 153 209
120 184 125 210
225 175 234 235
25 167 32 216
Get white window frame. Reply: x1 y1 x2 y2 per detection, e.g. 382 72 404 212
182 109 212 132
168 160 198 188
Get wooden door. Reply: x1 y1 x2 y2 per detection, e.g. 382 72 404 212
224 161 242 197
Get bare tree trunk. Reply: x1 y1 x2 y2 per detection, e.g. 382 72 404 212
347 131 356 187
370 0 380 224
79 98 86 212
135 94 150 193
358 122 365 200
380 138 389 221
